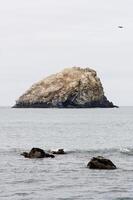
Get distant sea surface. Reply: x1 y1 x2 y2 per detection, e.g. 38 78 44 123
0 107 133 200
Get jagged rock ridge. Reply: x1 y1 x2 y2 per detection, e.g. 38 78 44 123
14 67 117 108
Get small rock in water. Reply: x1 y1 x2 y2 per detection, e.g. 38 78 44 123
21 152 29 158
21 148 55 158
87 156 116 170
51 149 66 155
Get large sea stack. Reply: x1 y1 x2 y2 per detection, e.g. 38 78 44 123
13 67 117 108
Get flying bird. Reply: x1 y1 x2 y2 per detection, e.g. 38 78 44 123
118 26 123 29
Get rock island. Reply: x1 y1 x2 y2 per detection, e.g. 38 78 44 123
13 67 117 108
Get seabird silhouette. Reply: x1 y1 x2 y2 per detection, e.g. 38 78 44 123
118 26 123 28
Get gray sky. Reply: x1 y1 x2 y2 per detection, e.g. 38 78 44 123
0 0 133 106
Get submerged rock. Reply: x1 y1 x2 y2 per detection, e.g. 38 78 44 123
50 149 66 155
21 148 55 158
87 156 117 170
13 67 117 108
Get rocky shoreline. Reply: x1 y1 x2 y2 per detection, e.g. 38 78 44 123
13 67 118 108
13 99 117 108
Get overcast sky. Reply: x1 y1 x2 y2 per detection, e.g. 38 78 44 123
0 0 133 106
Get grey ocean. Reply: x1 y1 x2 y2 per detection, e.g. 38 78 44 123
0 107 133 200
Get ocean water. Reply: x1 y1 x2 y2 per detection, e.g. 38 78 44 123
0 107 133 200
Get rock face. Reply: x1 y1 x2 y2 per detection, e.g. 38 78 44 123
87 156 117 170
21 148 55 158
14 67 117 108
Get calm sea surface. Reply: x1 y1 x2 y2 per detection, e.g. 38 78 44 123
0 107 133 200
